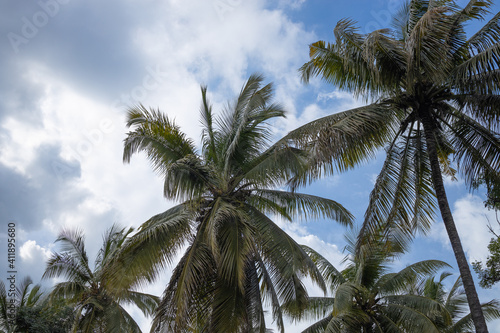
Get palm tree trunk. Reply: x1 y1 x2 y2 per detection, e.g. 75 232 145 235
421 111 488 333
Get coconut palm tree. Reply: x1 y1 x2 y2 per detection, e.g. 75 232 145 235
43 225 159 333
116 74 354 332
0 276 44 333
285 233 452 332
282 1 500 331
408 272 500 332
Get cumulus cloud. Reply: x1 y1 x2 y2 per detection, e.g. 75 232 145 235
20 240 51 263
17 240 53 284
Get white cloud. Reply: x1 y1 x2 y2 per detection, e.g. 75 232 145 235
431 194 496 263
20 240 52 263
19 240 53 282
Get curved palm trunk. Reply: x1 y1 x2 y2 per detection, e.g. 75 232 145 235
421 111 488 333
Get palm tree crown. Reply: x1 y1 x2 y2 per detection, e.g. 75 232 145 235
283 1 500 331
118 74 354 332
43 225 159 333
407 272 500 332
287 233 452 333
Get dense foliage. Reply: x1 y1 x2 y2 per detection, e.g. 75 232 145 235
474 236 500 288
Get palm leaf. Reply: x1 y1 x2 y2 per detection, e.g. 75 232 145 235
250 189 353 226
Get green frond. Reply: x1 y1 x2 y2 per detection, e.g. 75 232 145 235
209 277 248 333
242 143 308 189
468 9 500 53
444 276 468 318
383 299 444 333
284 296 336 322
301 314 333 333
244 261 268 333
154 223 216 331
247 206 326 294
42 229 93 284
96 224 133 272
216 74 286 176
301 245 346 293
213 207 255 291
449 300 500 333
406 6 456 86
162 154 212 201
16 276 34 307
301 33 386 99
281 103 399 181
359 126 437 251
109 203 195 290
333 282 358 312
121 291 160 318
377 260 451 294
447 111 500 190
123 105 197 177
47 281 85 304
452 43 500 87
103 302 142 333
255 255 285 332
23 284 43 307
152 242 216 332
251 189 353 226
200 85 218 164
454 93 500 129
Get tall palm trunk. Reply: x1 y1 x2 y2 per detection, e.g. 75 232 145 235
421 109 488 333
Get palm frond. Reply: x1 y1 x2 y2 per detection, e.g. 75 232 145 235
123 105 197 177
449 300 500 333
248 206 326 294
281 103 399 183
301 245 346 293
454 93 500 129
250 189 353 226
377 260 451 294
447 111 500 190
468 9 500 53
217 74 285 176
42 229 93 283
47 281 85 304
109 203 195 290
359 126 437 251
241 143 308 189
103 302 142 333
255 254 285 332
302 314 333 333
200 85 218 164
121 291 160 317
383 299 444 333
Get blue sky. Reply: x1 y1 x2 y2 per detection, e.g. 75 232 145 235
1 0 499 331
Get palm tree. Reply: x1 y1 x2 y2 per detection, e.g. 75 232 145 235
408 272 500 332
285 233 452 332
0 276 44 333
116 74 354 332
43 225 159 333
282 1 500 331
